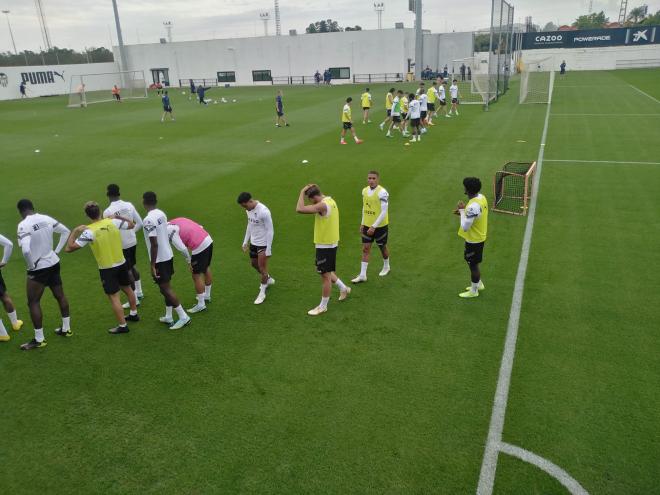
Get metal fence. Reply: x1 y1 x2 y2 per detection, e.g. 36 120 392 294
353 73 405 83
178 78 220 88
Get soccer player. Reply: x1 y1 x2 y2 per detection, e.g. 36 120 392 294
296 184 350 316
19 81 27 98
238 192 275 305
408 93 422 142
426 81 439 125
142 192 191 329
0 234 24 342
16 199 71 350
189 79 196 100
65 202 139 334
361 87 372 124
111 85 121 102
104 184 144 306
197 85 209 105
418 88 429 132
340 97 363 145
167 217 214 313
379 88 395 130
454 177 488 298
560 60 567 75
161 91 175 122
386 90 404 138
351 171 390 283
438 80 451 118
275 90 289 127
449 79 460 116
400 92 410 136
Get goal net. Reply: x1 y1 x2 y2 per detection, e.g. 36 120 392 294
450 56 495 106
493 161 537 216
519 58 555 104
67 70 147 108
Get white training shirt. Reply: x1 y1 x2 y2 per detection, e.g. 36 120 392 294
242 202 274 256
17 213 70 271
438 85 446 101
104 199 143 249
408 99 421 119
362 186 389 228
419 93 428 111
0 234 13 265
450 84 459 99
142 208 173 263
75 218 132 269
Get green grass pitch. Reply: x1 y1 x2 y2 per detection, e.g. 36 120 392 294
0 69 658 494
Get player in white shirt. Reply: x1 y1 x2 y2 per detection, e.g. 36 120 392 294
449 79 460 116
386 90 405 138
438 80 451 118
0 234 24 342
141 192 190 330
408 93 422 142
238 192 275 305
104 184 144 306
16 199 71 350
418 91 429 133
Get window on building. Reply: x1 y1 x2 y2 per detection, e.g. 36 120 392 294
217 71 236 83
329 67 351 79
252 70 272 82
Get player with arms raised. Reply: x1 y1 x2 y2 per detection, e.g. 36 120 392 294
455 177 488 298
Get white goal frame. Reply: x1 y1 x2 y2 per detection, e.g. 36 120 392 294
519 58 555 104
67 70 147 108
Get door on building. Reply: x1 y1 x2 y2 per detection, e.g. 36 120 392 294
151 68 170 86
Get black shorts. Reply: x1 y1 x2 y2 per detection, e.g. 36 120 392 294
420 111 428 119
452 98 459 104
401 112 408 120
163 105 172 112
0 271 6 296
361 225 389 246
362 106 370 111
411 118 421 127
99 263 131 295
343 122 352 130
249 244 267 259
315 247 337 274
392 115 401 123
27 263 63 288
464 242 485 266
123 246 137 269
386 109 391 117
428 103 436 111
191 243 213 274
439 100 447 106
153 258 174 284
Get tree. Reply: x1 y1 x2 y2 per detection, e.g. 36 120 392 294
345 25 362 31
542 22 558 32
572 11 608 29
627 6 648 24
640 10 660 25
305 19 343 33
473 33 490 52
0 46 113 67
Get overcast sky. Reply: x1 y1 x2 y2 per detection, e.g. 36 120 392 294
2 0 659 52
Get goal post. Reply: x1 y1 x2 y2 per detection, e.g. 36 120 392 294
492 161 537 216
451 56 496 106
519 58 555 104
67 70 147 108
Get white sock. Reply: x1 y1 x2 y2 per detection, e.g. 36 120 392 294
335 279 347 292
319 296 330 309
471 282 479 294
62 316 71 331
129 309 138 316
260 283 268 293
165 306 173 319
134 280 143 295
196 294 206 307
360 262 368 278
7 310 18 325
354 136 360 142
0 321 8 337
340 137 346 142
383 258 390 269
35 328 44 342
174 305 188 320
204 284 212 298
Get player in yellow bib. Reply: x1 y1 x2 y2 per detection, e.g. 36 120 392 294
296 184 351 316
360 88 372 124
454 177 488 298
352 171 390 283
65 202 140 333
340 97 363 145
379 88 395 130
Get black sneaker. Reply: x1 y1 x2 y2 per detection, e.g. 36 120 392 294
125 314 140 322
108 325 130 334
54 327 73 337
20 338 47 350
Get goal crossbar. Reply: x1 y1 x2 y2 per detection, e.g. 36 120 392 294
493 161 537 216
67 70 147 108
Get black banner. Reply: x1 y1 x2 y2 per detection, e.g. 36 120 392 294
522 26 658 50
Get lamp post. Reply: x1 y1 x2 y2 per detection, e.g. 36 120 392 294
163 21 173 43
1 10 17 55
374 3 385 30
259 12 270 36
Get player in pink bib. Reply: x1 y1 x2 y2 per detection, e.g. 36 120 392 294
167 217 214 313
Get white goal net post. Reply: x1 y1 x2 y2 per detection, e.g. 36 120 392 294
67 70 147 108
451 56 497 106
519 57 555 104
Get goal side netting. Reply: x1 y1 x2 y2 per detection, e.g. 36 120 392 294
519 58 555 104
67 70 147 108
492 161 537 216
451 56 496 106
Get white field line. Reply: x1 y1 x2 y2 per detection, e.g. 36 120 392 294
629 84 660 104
500 443 590 495
545 159 660 165
551 113 660 116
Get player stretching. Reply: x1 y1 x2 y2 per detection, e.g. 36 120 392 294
449 79 460 116
361 88 372 123
161 91 175 122
408 93 422 142
275 90 289 127
340 97 363 145
16 199 71 350
352 171 390 283
0 234 24 342
386 90 404 138
296 184 350 316
142 192 191 329
379 88 395 130
105 184 144 308
455 177 488 298
65 202 139 334
167 217 214 313
237 193 275 305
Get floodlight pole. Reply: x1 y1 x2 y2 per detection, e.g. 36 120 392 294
414 0 423 80
2 10 18 55
260 12 270 36
111 0 127 72
374 3 385 30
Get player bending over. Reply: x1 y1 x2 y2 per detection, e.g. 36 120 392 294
296 184 350 316
16 199 71 350
238 192 275 305
0 234 24 342
65 202 139 334
340 97 363 145
449 79 460 116
167 217 214 313
161 91 175 122
454 177 488 298
352 171 391 283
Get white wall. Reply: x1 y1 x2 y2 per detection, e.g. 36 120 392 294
521 44 660 71
423 32 474 72
0 62 118 100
